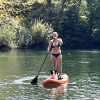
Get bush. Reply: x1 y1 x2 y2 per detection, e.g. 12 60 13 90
0 27 15 49
15 19 54 49
15 26 32 48
30 19 53 48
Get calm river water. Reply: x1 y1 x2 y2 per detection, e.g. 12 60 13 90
0 49 100 100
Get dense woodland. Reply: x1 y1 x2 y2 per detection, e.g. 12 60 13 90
0 0 100 50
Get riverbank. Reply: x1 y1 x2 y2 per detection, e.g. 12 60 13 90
1 43 100 51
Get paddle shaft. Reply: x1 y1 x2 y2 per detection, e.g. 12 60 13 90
36 39 55 77
31 39 55 84
37 52 49 77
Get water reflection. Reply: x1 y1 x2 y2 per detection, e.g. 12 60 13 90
43 84 68 100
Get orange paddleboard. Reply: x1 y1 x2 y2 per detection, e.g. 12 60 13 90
42 74 69 86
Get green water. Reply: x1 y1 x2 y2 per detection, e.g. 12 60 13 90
0 49 100 100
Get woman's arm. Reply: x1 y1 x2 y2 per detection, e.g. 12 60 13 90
57 38 63 45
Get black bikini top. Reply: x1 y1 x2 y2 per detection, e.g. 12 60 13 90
51 42 61 48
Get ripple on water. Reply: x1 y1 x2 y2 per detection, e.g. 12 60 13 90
68 72 100 99
78 61 90 64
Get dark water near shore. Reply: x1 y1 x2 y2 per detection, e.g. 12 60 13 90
0 49 100 100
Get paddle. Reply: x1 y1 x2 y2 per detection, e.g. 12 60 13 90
31 52 49 84
31 38 56 84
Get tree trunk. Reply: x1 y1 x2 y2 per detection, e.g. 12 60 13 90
87 0 93 36
47 0 52 8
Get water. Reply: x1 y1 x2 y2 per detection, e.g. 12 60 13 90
0 49 100 100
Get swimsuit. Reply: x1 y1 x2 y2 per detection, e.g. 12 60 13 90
51 42 61 48
52 53 61 58
51 41 61 58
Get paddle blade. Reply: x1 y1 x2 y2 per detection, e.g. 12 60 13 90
31 76 38 84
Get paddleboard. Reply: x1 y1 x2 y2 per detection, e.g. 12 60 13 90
42 74 69 87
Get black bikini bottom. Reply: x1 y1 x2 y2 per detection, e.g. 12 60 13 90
51 53 61 58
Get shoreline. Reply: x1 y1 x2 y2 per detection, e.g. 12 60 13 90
1 45 100 51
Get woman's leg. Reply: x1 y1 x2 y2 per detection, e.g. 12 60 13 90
51 55 57 71
57 54 62 75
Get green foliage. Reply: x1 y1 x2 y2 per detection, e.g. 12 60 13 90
15 19 53 48
15 26 32 48
31 19 53 48
0 27 15 48
0 0 100 49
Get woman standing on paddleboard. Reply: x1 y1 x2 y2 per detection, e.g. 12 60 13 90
47 32 63 75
